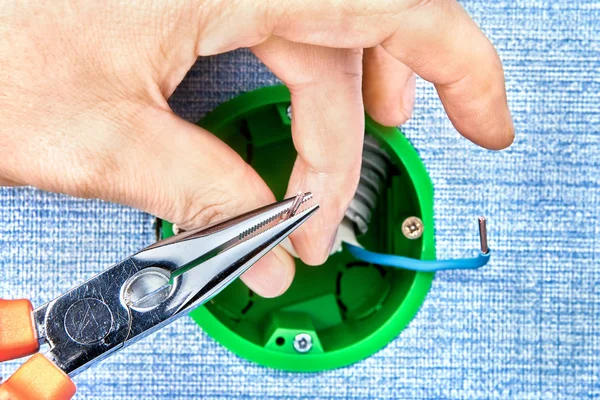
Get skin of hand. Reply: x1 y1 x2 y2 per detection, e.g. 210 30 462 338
0 0 514 298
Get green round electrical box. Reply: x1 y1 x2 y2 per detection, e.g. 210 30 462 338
161 85 435 372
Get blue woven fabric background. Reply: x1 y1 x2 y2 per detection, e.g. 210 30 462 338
1 0 599 398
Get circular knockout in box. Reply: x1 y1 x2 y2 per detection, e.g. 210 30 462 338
160 85 436 372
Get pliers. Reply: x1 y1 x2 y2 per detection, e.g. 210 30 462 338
0 193 318 400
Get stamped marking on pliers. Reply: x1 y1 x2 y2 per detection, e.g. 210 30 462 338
64 298 113 345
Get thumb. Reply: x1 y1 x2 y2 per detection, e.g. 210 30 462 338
108 107 295 298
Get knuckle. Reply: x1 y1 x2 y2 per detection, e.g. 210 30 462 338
175 195 234 230
278 46 363 90
166 164 260 230
339 68 363 85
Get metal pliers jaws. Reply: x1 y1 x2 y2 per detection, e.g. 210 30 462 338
0 193 318 400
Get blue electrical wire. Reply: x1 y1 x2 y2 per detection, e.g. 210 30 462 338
344 217 491 272
344 243 490 272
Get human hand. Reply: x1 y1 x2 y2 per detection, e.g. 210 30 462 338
0 0 513 297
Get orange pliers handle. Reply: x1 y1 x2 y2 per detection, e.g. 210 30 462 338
0 299 76 400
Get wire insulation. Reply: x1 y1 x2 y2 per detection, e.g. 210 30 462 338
344 243 490 272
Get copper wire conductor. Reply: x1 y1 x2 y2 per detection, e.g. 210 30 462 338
285 192 305 219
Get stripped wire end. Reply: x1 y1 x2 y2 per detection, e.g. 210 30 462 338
478 217 489 254
284 192 305 220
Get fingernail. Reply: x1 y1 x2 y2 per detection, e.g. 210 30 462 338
400 74 416 122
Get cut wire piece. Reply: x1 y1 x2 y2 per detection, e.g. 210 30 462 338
344 217 491 272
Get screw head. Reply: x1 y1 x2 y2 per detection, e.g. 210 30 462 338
293 333 313 353
286 105 292 120
401 216 424 239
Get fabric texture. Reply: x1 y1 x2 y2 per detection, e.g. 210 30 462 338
1 0 599 398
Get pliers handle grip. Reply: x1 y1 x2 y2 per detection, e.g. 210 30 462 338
0 299 75 400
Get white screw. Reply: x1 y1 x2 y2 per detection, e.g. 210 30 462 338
401 216 424 239
293 333 313 353
172 223 181 235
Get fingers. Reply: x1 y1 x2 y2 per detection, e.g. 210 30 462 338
45 107 293 298
253 38 364 265
4 101 294 297
197 0 514 149
363 46 416 127
381 3 514 149
137 110 296 297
